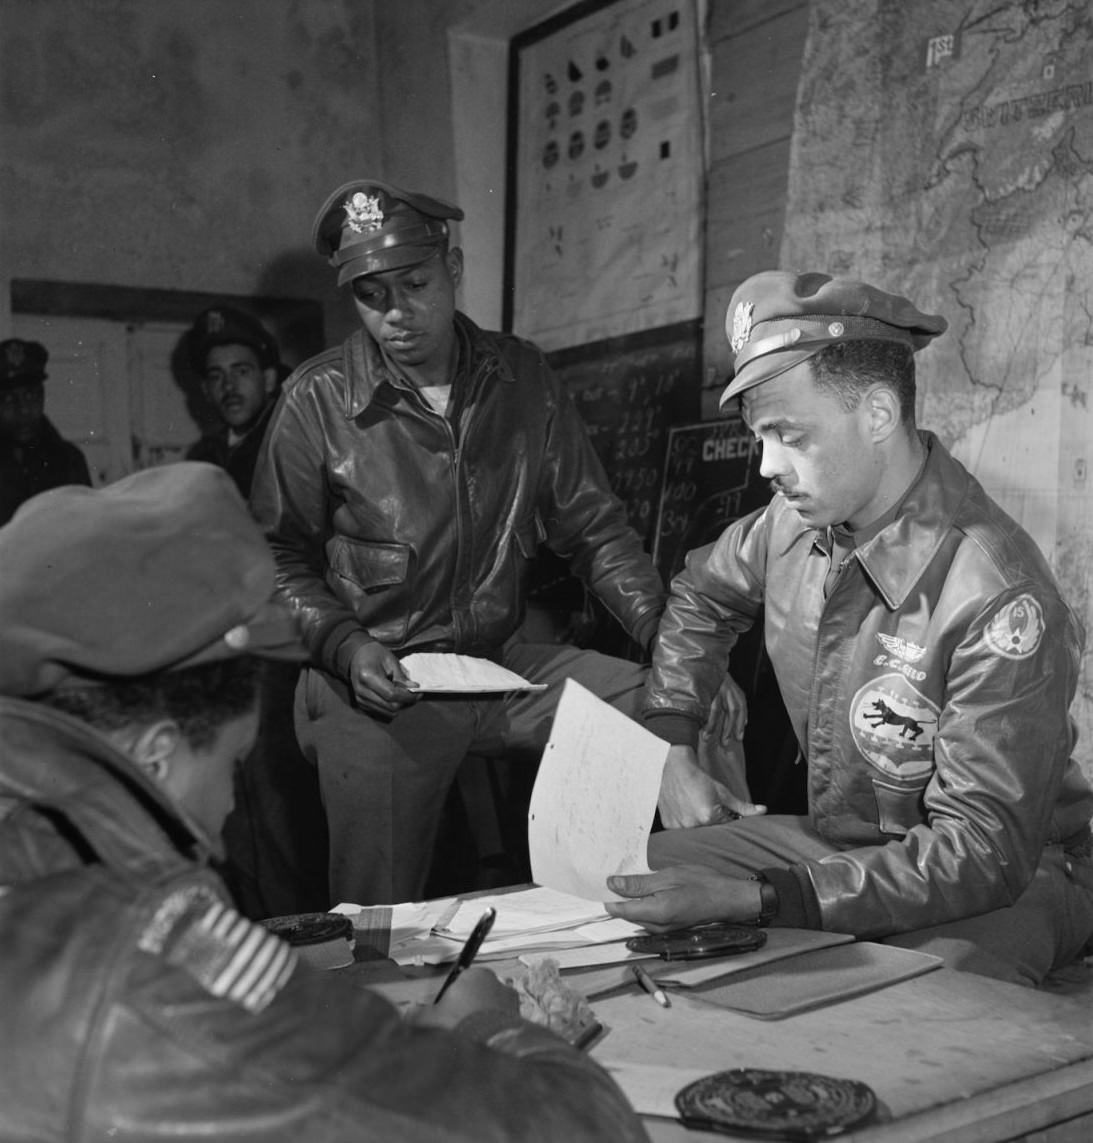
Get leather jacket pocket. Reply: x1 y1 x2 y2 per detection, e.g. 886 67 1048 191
326 536 412 643
871 776 928 837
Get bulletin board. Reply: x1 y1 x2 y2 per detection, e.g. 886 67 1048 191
504 0 704 351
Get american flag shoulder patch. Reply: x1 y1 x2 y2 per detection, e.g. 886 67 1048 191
138 882 297 1013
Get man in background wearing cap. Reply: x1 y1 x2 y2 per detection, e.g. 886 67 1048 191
0 464 650 1143
607 270 1093 986
251 178 726 906
186 305 284 498
0 337 91 525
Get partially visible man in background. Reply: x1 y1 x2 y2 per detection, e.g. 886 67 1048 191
186 305 283 497
0 337 91 525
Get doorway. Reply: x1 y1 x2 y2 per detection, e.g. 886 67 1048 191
10 279 324 485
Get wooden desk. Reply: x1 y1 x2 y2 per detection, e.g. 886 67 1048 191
588 967 1093 1142
347 951 1093 1142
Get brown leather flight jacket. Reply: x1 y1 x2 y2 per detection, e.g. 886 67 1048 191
647 434 1093 937
249 315 664 678
0 698 650 1142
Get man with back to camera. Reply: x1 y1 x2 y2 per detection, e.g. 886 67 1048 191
0 337 91 524
186 305 283 498
249 178 737 906
606 270 1093 986
0 462 650 1143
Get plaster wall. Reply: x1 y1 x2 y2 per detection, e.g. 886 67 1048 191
0 0 379 339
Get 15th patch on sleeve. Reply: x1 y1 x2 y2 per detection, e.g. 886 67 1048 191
982 594 1045 660
138 883 297 1012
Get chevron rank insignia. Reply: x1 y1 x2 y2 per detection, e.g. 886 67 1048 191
139 884 297 1013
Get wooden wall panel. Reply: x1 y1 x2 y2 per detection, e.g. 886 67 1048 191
708 0 806 42
700 1 809 404
707 4 810 165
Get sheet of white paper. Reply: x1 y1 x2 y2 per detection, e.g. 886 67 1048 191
436 886 608 938
399 652 547 692
528 679 668 902
333 899 453 959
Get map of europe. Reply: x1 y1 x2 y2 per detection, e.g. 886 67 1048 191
781 0 1093 770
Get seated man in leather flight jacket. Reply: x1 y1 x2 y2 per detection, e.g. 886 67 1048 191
0 464 649 1143
606 271 1093 987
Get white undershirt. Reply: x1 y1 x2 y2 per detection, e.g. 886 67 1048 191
418 383 453 417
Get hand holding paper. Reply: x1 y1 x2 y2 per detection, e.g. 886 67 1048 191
528 680 668 902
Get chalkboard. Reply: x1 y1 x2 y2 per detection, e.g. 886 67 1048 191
547 320 701 548
652 415 771 583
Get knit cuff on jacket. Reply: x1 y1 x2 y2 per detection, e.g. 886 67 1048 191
761 866 823 930
643 710 703 749
632 610 663 656
327 624 376 680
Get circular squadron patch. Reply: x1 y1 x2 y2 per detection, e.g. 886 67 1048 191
675 1067 878 1139
983 594 1044 660
850 673 938 781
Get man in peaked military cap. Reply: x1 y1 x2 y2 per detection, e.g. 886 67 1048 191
0 337 91 525
0 463 649 1143
607 270 1093 986
250 178 741 905
185 306 284 498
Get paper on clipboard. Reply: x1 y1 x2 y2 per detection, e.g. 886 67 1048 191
528 679 668 903
399 653 547 693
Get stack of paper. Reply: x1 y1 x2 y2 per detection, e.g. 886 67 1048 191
336 887 643 966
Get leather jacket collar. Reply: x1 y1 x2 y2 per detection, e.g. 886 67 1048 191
341 312 515 421
0 697 216 882
790 432 970 610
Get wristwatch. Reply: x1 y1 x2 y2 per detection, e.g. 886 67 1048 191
750 873 780 927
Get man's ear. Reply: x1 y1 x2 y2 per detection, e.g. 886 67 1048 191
261 367 279 399
863 384 901 444
127 719 183 785
446 246 464 288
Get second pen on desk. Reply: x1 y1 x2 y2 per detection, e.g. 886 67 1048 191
434 906 497 1003
630 962 671 1008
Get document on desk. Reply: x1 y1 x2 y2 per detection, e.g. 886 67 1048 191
528 679 668 902
335 888 643 966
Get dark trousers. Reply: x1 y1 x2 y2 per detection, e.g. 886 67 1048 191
296 643 648 906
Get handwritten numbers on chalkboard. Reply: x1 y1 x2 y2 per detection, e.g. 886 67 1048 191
548 322 701 549
652 417 769 581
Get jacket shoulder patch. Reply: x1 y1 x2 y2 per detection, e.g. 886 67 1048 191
138 884 296 1013
982 593 1044 659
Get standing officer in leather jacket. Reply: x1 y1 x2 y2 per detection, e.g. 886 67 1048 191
606 271 1093 986
250 179 730 905
0 463 649 1143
